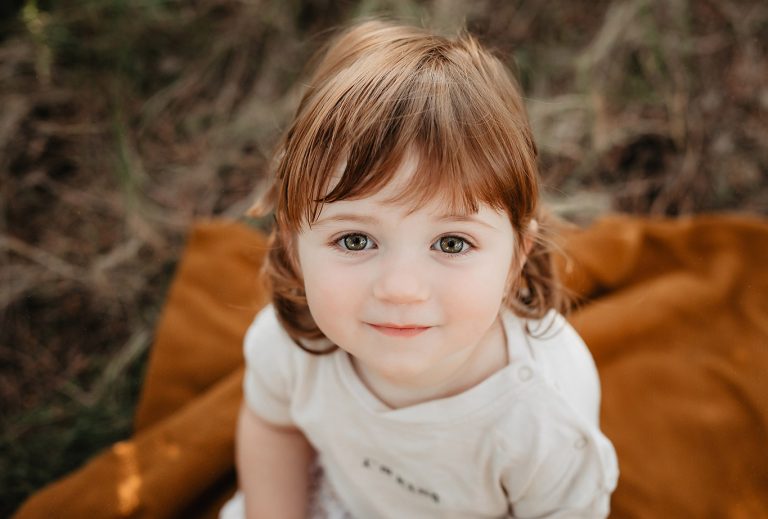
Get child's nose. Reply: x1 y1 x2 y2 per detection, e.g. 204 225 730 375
372 254 430 304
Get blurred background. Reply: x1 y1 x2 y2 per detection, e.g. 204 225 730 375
1 0 766 515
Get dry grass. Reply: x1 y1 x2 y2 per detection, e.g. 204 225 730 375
1 0 766 514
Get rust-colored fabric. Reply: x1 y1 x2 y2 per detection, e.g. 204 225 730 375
14 214 768 518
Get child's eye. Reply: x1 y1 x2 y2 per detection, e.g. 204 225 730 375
433 235 471 254
337 233 373 251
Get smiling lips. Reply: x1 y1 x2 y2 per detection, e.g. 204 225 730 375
368 323 432 337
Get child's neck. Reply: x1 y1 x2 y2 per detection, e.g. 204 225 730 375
352 316 509 409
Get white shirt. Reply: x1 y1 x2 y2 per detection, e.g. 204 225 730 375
242 305 618 518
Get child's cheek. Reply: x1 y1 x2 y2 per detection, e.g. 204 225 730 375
302 260 365 336
438 258 511 320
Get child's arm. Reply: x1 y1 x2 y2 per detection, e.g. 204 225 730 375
236 403 315 519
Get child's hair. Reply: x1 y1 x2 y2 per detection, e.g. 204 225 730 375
250 20 567 351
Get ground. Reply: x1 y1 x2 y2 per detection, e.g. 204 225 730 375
1 0 766 515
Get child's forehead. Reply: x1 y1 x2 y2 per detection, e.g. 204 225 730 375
306 197 511 239
307 187 513 233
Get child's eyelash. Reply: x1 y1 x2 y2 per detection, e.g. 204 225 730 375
330 233 475 257
332 233 376 255
434 235 475 256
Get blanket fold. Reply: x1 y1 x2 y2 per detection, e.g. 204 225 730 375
14 214 768 518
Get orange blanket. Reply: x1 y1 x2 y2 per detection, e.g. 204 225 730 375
14 214 768 518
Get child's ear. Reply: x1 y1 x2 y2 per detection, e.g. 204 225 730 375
507 219 538 285
523 219 538 257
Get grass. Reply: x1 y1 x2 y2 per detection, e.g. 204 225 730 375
1 0 767 515
1 335 149 517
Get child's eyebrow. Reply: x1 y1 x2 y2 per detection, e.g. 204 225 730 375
313 213 378 227
314 212 498 230
437 213 498 230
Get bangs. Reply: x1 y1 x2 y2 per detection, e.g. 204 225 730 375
318 145 504 221
273 22 539 232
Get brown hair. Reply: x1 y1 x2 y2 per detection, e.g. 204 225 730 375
251 20 567 351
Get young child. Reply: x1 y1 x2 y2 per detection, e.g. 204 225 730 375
221 20 618 518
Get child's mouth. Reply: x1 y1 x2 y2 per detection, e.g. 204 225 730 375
367 323 431 337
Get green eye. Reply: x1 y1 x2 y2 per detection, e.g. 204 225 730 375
342 234 369 251
438 236 467 254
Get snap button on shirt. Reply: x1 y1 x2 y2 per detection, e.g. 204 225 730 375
517 365 533 382
574 436 588 450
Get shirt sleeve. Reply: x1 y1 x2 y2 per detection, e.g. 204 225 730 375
503 423 619 519
242 305 297 426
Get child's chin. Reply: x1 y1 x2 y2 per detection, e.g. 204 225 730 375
368 356 441 385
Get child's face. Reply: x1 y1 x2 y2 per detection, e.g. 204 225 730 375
296 157 518 393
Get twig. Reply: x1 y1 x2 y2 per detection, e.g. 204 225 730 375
0 234 86 282
63 327 151 408
91 238 143 275
0 268 56 310
35 121 105 136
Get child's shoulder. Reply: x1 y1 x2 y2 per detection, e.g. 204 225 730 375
495 312 616 499
243 304 305 365
523 310 587 352
243 304 290 351
507 309 602 426
242 304 334 366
